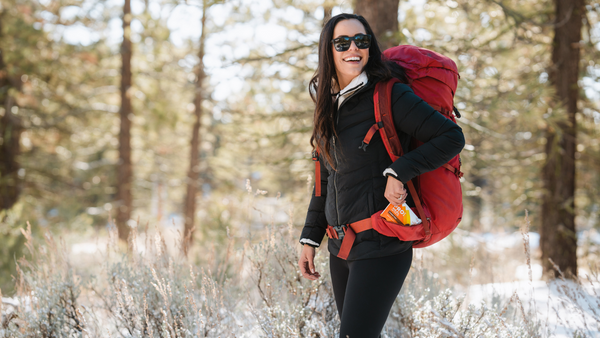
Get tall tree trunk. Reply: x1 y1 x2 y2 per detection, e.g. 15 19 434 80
540 0 584 279
183 0 208 255
0 11 22 213
354 0 399 48
116 0 133 241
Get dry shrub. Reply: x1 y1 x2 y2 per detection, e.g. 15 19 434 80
2 207 598 337
94 223 238 337
382 266 543 338
1 223 90 337
244 222 338 337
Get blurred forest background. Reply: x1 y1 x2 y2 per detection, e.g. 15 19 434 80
1 0 600 296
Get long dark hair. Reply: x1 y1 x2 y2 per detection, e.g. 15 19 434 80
309 13 407 170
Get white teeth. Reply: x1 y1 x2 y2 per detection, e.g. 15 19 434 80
344 57 361 61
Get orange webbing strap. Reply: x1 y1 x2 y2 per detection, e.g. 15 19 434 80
442 163 463 178
406 181 431 241
359 123 382 151
336 218 373 260
312 150 321 197
350 218 373 232
337 227 355 260
326 226 337 239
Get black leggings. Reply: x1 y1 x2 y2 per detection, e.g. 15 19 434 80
330 249 413 338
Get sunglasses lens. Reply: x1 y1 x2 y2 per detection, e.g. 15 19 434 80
354 34 371 49
332 34 371 51
334 38 351 52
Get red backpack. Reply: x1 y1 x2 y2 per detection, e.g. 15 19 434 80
366 45 464 248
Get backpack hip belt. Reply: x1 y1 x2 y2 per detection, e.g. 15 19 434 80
326 218 373 260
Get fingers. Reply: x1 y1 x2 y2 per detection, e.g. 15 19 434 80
394 193 407 206
392 193 406 205
300 260 320 280
308 257 316 275
299 245 320 280
385 176 407 206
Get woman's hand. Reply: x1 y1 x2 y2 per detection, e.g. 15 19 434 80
384 176 407 206
299 244 321 280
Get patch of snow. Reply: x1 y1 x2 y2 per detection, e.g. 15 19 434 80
468 280 600 337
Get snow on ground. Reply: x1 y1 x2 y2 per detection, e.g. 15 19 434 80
468 278 600 336
436 229 600 336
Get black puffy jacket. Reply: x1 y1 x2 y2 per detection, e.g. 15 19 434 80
300 80 465 261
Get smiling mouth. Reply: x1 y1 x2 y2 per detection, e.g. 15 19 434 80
343 56 362 62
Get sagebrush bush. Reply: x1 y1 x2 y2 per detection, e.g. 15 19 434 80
1 224 89 337
97 225 237 337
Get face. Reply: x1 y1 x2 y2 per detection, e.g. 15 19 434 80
331 19 370 89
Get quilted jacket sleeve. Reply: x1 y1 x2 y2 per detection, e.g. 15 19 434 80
388 83 465 184
299 154 329 247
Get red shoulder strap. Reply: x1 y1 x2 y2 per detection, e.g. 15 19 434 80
373 79 431 237
312 150 321 197
373 79 404 160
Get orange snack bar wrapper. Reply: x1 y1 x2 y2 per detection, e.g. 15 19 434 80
381 202 422 226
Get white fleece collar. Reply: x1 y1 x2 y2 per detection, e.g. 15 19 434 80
334 72 368 108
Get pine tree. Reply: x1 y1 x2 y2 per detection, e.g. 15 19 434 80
116 0 133 241
0 9 22 213
540 0 585 278
183 0 210 255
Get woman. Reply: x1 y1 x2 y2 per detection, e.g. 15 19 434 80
297 13 465 337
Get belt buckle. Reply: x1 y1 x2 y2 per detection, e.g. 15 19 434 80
333 225 346 240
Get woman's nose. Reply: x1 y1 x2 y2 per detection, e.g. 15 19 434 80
348 40 359 51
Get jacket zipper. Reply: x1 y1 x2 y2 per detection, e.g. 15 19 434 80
332 85 366 226
333 137 341 225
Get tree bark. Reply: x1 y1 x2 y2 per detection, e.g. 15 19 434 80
116 0 133 241
183 0 208 255
0 11 22 213
540 0 583 279
354 0 399 48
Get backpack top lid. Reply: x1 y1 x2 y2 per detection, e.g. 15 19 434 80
383 45 459 98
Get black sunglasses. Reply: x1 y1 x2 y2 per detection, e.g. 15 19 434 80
331 33 372 52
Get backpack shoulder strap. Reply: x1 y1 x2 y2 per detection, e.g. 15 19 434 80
373 79 403 161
